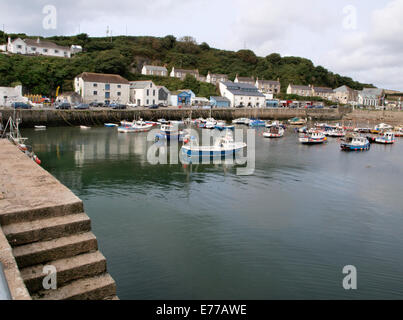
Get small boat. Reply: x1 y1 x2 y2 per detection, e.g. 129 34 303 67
249 120 266 127
232 118 250 125
266 121 286 129
326 129 346 138
375 123 393 132
263 126 284 138
118 120 154 133
80 126 91 130
104 123 118 128
341 134 370 151
158 119 169 124
369 131 396 144
288 117 306 126
181 131 246 158
34 125 46 130
299 131 327 144
354 127 372 133
214 121 227 130
156 124 183 141
205 120 217 129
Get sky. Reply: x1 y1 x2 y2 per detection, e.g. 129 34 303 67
0 0 402 90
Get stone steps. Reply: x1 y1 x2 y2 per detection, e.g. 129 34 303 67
2 213 91 246
0 201 84 226
21 251 107 293
32 273 116 300
13 232 98 268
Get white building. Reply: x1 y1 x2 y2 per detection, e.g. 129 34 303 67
0 85 26 106
6 37 80 58
219 81 266 108
170 67 199 80
206 72 228 85
358 88 384 108
74 72 130 105
287 84 312 97
141 65 168 77
130 80 161 106
234 74 255 86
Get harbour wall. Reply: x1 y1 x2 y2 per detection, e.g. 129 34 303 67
0 139 118 300
0 107 351 128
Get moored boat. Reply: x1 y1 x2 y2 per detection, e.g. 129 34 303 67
249 119 266 127
232 118 250 125
104 123 118 128
118 120 154 133
299 131 327 144
34 125 46 130
373 132 396 144
341 134 370 151
326 129 346 138
263 126 284 138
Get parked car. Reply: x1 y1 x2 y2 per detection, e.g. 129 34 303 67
110 103 127 110
12 102 32 109
89 102 104 108
158 103 168 108
235 105 245 108
148 104 159 109
55 102 72 110
74 104 90 110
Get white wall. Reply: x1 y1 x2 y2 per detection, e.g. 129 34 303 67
75 77 130 104
0 85 25 106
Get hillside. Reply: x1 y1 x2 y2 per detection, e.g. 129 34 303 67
0 32 375 98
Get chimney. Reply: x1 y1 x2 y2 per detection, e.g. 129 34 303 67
37 38 40 44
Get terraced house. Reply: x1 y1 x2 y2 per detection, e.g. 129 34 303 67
74 72 130 105
312 86 335 101
234 74 255 86
219 81 265 108
206 72 228 85
130 81 160 106
141 65 168 77
170 67 199 80
286 84 312 97
255 78 281 94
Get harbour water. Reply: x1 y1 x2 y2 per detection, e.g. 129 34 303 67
23 126 403 300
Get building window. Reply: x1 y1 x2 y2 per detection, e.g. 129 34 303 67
43 49 48 53
153 90 156 96
31 47 36 51
17 45 22 49
93 91 98 95
55 50 59 53
147 89 149 96
117 85 121 88
117 92 121 96
105 92 110 98
105 84 110 90
93 83 97 87
146 99 149 105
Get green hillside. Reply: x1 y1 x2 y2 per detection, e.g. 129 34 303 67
0 32 374 98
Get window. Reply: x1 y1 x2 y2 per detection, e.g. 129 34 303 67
105 92 110 99
153 90 155 96
43 49 48 53
147 89 149 96
117 92 121 96
55 50 59 53
147 99 149 104
31 47 36 51
105 84 110 90
93 83 97 87
17 45 22 49
93 91 98 95
117 85 121 88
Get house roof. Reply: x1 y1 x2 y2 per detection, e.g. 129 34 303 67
143 65 167 72
222 82 265 97
173 68 199 74
156 86 170 93
77 72 129 84
257 80 280 86
361 88 384 96
209 73 228 78
211 96 231 102
313 86 334 93
130 80 154 89
289 84 311 91
22 38 70 51
236 76 255 82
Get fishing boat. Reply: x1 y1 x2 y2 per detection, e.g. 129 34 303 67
249 119 266 127
263 126 284 138
299 131 327 145
104 123 118 128
157 119 169 124
266 120 286 129
155 124 184 141
393 127 403 137
80 126 91 130
341 134 370 151
118 120 154 133
181 131 246 158
326 129 346 138
288 117 306 126
232 118 250 125
354 127 372 133
214 121 227 130
34 125 46 130
368 132 396 144
205 120 217 129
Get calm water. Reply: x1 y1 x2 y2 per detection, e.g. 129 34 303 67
22 125 403 300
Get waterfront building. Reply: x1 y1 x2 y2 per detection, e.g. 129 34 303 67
256 78 281 95
358 88 384 108
130 80 160 106
206 72 228 85
234 74 255 86
170 90 194 107
334 85 359 105
170 67 199 80
266 99 279 108
74 72 130 105
56 92 82 105
6 37 80 58
157 86 170 106
286 84 312 97
141 65 168 77
219 81 265 108
210 96 231 108
0 85 26 106
312 86 335 101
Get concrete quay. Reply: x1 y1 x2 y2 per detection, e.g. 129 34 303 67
0 139 117 300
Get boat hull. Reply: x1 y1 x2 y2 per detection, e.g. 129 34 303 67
341 143 370 151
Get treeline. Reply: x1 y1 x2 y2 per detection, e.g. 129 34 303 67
0 31 374 97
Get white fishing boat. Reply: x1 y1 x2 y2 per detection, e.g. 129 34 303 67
34 125 46 130
326 129 346 138
374 132 396 144
232 118 250 125
104 123 118 128
299 131 327 144
375 123 393 132
181 131 246 158
341 134 370 151
118 120 154 133
263 126 284 138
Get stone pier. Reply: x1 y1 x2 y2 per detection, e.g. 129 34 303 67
0 139 117 300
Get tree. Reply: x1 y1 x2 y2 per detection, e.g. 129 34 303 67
162 35 176 49
237 50 258 64
183 74 200 94
200 42 210 50
179 36 197 44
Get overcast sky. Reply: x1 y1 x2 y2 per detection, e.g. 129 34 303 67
1 0 402 90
